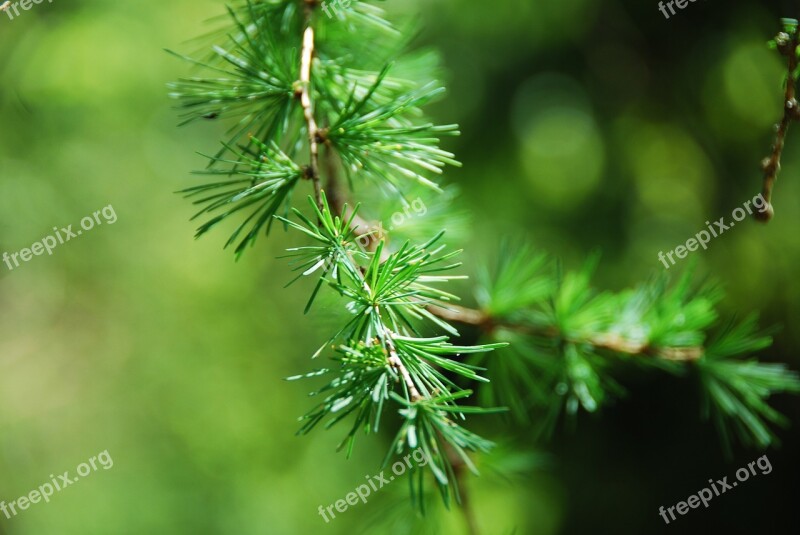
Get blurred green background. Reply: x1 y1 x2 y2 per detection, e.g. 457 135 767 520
0 0 798 534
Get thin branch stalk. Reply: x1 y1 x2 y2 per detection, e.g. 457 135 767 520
382 324 423 401
358 280 422 401
300 25 323 210
758 29 800 222
425 303 704 362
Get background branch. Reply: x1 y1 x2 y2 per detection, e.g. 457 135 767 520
758 27 800 222
426 303 703 362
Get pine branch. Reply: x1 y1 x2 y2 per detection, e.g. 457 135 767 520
275 191 505 490
431 247 799 447
170 4 800 521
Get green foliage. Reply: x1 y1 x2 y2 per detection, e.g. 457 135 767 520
324 70 461 193
171 1 800 513
277 193 505 498
699 315 800 452
471 249 799 446
183 137 303 255
389 391 501 508
475 242 551 318
167 2 300 156
288 342 394 454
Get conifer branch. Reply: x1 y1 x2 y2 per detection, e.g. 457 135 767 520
170 5 800 521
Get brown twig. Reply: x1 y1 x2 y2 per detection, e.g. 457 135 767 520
757 29 800 222
299 25 323 210
424 303 704 362
381 322 423 401
426 303 489 327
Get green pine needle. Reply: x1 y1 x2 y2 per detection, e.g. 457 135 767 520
182 137 302 256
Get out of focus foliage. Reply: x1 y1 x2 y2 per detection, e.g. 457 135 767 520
1 1 799 535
